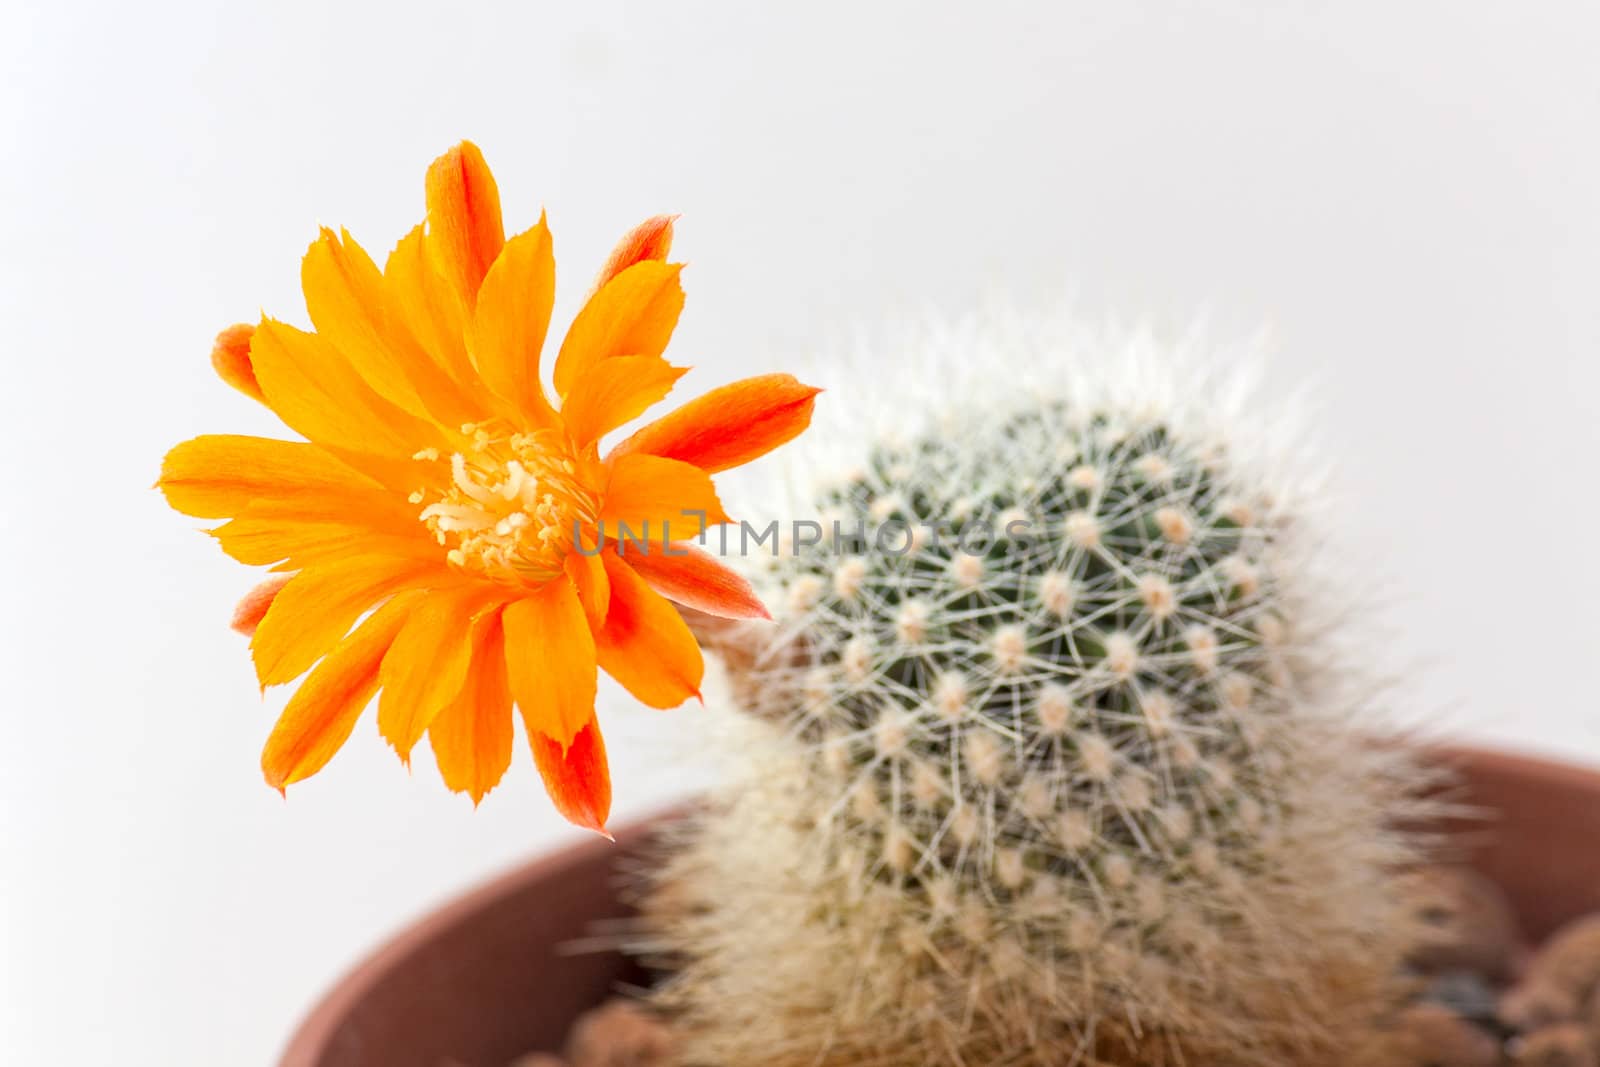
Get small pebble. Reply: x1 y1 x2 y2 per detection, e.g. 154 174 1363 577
540 896 1600 1067
1502 981 1583 1032
1511 1024 1599 1067
1383 1001 1502 1067
1502 917 1600 1033
1425 970 1506 1029
1405 866 1524 981
1526 918 1600 1002
565 999 675 1067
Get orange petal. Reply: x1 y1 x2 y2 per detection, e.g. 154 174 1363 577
231 574 293 637
589 215 674 296
564 547 611 628
209 513 436 570
552 261 684 399
609 373 820 474
159 435 382 519
203 469 435 568
302 227 476 426
425 141 504 306
600 453 731 550
261 589 424 791
502 578 597 749
623 544 770 621
529 718 611 835
428 607 515 805
249 317 446 467
211 323 263 402
560 355 688 448
465 215 557 423
385 223 481 398
594 552 704 709
251 557 447 688
376 585 497 764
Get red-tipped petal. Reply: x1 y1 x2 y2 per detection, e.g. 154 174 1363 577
530 719 612 836
424 141 505 304
594 552 704 709
624 544 770 621
230 574 293 637
211 323 264 402
589 215 675 296
609 374 820 474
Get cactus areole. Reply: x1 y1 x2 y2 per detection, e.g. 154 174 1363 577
645 350 1433 1067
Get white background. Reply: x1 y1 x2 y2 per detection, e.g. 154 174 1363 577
3 3 1598 1064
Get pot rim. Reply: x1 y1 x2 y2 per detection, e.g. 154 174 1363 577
278 822 649 1067
278 744 1600 1066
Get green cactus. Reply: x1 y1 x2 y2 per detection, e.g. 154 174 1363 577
645 376 1431 1067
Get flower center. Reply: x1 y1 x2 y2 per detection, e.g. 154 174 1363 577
414 423 599 584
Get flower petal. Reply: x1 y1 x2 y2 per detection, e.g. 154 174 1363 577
251 557 448 688
376 585 495 764
529 718 611 835
210 323 263 402
302 226 477 426
600 453 731 549
623 544 771 621
594 551 703 709
261 589 424 791
249 317 447 467
552 261 683 399
589 215 674 295
561 355 688 449
466 215 557 423
385 223 481 395
564 547 611 628
502 578 597 749
609 373 820 474
203 471 434 569
428 606 514 805
425 141 504 305
209 513 436 570
230 575 292 637
159 435 382 519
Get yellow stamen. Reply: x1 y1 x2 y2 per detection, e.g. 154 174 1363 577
416 426 599 583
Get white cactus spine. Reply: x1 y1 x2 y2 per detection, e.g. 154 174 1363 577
643 315 1436 1067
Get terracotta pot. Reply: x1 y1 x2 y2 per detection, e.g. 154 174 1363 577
279 748 1600 1067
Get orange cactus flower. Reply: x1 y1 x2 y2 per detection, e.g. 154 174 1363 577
160 142 818 833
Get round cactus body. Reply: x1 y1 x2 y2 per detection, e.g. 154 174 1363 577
645 360 1432 1067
